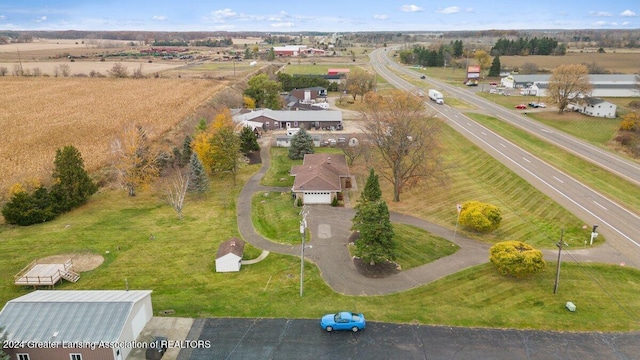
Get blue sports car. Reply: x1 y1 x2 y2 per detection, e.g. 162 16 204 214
320 312 366 332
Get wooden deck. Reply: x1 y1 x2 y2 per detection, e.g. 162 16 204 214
14 259 80 288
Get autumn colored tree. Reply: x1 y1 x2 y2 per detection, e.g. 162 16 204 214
243 95 256 109
49 145 97 213
490 241 545 277
111 125 159 197
346 68 376 102
474 50 492 78
244 73 281 109
547 64 592 113
359 90 446 202
459 201 502 233
191 109 242 183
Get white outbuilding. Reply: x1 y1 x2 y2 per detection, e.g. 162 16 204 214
215 238 245 272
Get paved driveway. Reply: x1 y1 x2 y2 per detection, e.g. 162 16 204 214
177 318 639 360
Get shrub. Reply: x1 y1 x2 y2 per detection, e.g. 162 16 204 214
459 201 502 233
1 187 57 226
490 241 546 277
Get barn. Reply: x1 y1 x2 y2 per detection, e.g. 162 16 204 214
215 238 245 272
0 290 153 360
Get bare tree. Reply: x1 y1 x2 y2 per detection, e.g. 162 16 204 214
108 62 129 78
132 64 145 79
58 64 71 77
0 66 7 76
520 62 539 74
165 168 189 219
547 64 593 113
359 90 446 202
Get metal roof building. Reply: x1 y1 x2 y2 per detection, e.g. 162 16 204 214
0 290 153 360
501 74 639 97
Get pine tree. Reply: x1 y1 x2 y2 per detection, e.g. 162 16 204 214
50 145 97 212
354 200 396 265
187 153 209 193
288 128 314 160
352 168 381 232
239 126 260 154
488 55 501 77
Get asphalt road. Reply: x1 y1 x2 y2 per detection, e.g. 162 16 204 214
369 48 640 269
177 318 640 360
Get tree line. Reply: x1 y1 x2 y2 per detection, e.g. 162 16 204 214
490 37 566 56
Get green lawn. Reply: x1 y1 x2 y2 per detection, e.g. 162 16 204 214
466 113 640 213
391 224 459 270
251 191 302 244
1 134 639 331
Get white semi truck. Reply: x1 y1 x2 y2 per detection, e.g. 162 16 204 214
428 89 444 104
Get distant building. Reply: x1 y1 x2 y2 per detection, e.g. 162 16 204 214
233 109 342 131
501 74 638 97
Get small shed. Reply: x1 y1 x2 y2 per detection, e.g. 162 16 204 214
216 238 245 272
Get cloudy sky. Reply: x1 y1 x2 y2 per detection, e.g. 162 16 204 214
0 1 638 32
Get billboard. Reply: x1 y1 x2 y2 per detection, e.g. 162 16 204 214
467 65 480 79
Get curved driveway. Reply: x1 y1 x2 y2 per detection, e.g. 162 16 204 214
237 140 632 296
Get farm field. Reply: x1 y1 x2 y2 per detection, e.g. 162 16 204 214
0 77 224 199
500 52 640 74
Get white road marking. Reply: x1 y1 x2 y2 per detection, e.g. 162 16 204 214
523 157 531 163
553 176 564 184
593 201 608 210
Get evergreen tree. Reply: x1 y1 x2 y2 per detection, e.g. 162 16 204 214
354 200 396 265
1 187 57 226
288 128 314 160
488 55 501 77
180 135 193 167
352 168 382 232
187 153 210 193
239 126 260 154
50 145 97 213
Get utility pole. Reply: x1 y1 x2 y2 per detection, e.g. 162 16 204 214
553 229 564 294
299 205 308 297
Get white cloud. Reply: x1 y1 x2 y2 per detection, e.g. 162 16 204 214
622 21 630 25
0 15 6 20
271 22 294 28
465 8 475 13
213 8 237 20
589 11 612 17
152 16 167 21
374 14 389 20
438 6 461 14
401 5 424 12
594 20 617 26
620 10 637 17
35 16 47 23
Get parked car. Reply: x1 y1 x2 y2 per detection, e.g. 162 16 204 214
537 102 547 108
515 104 527 109
320 312 366 332
420 75 426 79
489 82 498 86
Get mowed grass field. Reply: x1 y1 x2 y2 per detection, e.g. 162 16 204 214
0 77 224 199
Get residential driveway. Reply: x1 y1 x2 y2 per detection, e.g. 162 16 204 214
236 137 635 296
177 318 640 360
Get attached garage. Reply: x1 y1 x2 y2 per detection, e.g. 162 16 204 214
303 191 332 204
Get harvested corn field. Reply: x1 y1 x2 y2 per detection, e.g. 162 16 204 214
0 77 224 197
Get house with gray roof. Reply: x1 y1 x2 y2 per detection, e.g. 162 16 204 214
568 97 617 118
233 109 342 131
0 290 153 360
290 153 351 204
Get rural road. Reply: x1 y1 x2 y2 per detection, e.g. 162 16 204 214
369 48 640 269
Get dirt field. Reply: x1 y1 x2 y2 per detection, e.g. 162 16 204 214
39 252 105 272
0 77 225 197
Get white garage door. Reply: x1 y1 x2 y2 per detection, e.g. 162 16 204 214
304 192 331 204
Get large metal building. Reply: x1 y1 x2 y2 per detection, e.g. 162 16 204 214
0 290 153 360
